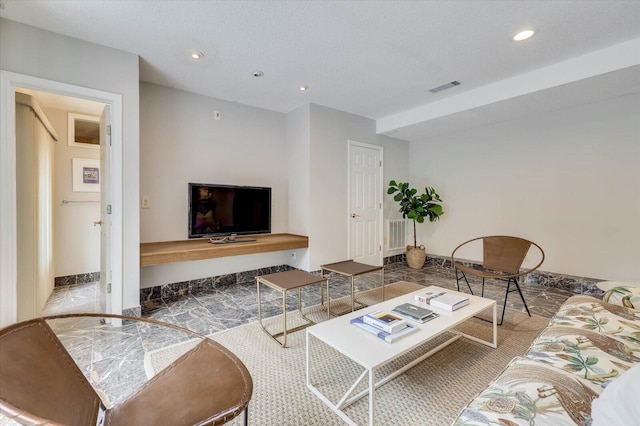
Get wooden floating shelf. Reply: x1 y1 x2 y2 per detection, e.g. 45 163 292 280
140 233 308 267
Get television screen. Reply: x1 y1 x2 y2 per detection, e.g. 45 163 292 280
188 183 271 238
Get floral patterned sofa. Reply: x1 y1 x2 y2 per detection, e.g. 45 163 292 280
454 286 640 426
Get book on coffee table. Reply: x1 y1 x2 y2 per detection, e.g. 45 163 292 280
414 290 446 305
362 311 408 334
391 303 439 323
350 316 418 343
429 293 470 311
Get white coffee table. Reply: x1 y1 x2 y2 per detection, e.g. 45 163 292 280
305 285 497 426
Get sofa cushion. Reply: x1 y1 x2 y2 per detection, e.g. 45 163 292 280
454 294 640 426
523 295 640 391
526 326 639 390
454 357 599 426
550 295 640 349
602 286 640 309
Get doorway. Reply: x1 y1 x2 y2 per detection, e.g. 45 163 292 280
0 71 123 327
19 88 106 316
347 140 384 266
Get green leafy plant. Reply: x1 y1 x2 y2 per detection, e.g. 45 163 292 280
387 180 444 248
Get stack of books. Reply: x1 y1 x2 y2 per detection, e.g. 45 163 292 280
415 291 470 311
350 310 418 343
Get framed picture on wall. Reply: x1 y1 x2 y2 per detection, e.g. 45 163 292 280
72 158 100 192
68 113 100 148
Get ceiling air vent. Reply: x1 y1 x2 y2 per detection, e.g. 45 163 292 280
428 80 461 93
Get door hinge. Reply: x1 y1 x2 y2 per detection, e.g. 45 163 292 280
107 204 112 214
106 125 111 136
379 245 382 251
107 283 112 293
379 160 382 167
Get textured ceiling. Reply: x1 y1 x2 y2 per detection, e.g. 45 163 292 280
2 0 640 141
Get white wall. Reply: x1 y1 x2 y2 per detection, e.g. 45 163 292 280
0 18 140 310
285 104 311 270
139 82 289 287
410 93 640 281
139 82 287 242
140 90 410 287
308 104 410 270
381 131 412 250
44 107 101 277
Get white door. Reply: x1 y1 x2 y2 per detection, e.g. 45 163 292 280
99 106 112 314
348 141 383 266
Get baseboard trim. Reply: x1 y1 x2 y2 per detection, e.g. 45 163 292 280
140 264 295 304
384 253 605 298
54 272 100 287
140 255 605 306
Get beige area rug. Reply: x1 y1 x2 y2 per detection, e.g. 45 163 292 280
144 281 549 426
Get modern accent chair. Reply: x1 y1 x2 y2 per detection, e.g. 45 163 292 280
0 313 252 425
451 235 545 325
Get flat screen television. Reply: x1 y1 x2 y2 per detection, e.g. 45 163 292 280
188 183 271 239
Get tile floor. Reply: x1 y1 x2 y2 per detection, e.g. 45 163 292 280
43 262 575 332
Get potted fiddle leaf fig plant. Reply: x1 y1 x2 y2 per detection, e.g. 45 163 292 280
387 180 444 269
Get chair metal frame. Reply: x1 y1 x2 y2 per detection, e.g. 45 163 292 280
451 236 545 325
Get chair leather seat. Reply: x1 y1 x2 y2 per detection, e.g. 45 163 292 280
106 339 252 426
0 319 102 425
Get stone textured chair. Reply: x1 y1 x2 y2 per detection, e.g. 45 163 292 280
0 313 252 425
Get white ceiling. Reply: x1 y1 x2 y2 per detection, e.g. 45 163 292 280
2 0 640 142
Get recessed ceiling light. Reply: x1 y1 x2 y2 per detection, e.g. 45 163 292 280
299 85 309 92
252 70 264 77
190 51 204 60
513 30 536 42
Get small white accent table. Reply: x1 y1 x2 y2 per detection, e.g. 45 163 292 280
306 285 497 426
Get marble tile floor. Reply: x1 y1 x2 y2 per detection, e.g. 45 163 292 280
40 279 101 316
35 263 577 367
0 262 577 424
40 262 576 334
